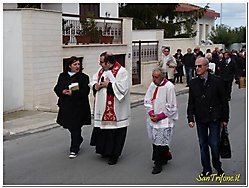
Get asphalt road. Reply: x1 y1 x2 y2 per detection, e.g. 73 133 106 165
3 85 246 185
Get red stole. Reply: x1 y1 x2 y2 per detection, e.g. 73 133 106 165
152 79 168 101
97 62 122 122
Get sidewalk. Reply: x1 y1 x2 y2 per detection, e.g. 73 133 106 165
3 83 188 139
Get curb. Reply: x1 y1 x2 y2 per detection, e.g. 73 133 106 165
3 123 59 141
130 92 145 95
175 88 189 96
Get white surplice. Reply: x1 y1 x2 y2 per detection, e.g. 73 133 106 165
144 80 178 145
89 66 130 129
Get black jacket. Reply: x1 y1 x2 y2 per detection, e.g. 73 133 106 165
187 73 229 123
235 55 246 77
183 53 195 68
54 72 91 130
220 58 237 81
173 53 184 76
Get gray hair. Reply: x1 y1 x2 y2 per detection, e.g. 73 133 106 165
196 57 209 65
153 67 166 78
205 53 212 60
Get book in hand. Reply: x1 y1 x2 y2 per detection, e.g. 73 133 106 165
69 82 79 91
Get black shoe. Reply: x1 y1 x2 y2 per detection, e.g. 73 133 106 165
162 160 168 165
200 170 212 177
152 165 162 174
101 154 109 158
108 156 118 165
216 169 224 176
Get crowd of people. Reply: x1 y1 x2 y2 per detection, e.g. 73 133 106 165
53 45 245 176
161 45 246 101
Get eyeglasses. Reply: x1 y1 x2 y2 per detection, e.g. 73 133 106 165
164 50 169 53
99 61 104 65
195 64 208 68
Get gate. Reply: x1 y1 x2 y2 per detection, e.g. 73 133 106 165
132 40 159 85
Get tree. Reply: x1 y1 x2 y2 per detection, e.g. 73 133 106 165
119 3 208 38
119 4 173 29
208 25 246 47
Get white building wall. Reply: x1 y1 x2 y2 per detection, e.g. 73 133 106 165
162 38 195 56
141 61 159 88
20 9 63 111
121 17 133 87
3 3 17 9
62 3 79 14
3 9 133 112
3 10 24 112
195 17 215 45
132 30 161 41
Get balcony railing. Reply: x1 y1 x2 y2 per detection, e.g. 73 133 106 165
62 14 122 45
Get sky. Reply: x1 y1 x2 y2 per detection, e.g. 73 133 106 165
193 3 247 28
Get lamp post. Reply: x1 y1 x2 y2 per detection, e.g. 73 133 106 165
220 3 222 25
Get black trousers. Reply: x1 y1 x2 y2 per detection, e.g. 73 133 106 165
152 144 169 165
90 127 127 157
69 128 83 153
174 75 183 83
224 80 233 100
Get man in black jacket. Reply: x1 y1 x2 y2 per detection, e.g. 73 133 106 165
220 52 237 101
183 48 195 87
187 57 229 177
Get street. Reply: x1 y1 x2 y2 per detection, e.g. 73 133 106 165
3 85 246 185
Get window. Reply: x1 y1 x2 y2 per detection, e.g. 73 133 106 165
79 3 99 20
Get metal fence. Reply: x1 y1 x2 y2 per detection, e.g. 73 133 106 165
62 14 123 44
132 41 159 85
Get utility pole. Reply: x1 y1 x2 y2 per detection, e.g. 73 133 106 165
220 3 222 25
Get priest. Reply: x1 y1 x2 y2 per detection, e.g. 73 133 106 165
89 52 130 165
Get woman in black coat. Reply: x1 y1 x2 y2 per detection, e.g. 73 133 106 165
174 49 184 83
54 56 91 158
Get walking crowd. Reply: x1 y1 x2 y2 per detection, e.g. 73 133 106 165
161 46 246 96
53 45 246 177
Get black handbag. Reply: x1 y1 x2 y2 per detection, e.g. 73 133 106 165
220 127 231 158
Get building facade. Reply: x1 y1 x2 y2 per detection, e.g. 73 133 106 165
3 4 132 113
3 3 221 113
176 3 220 45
